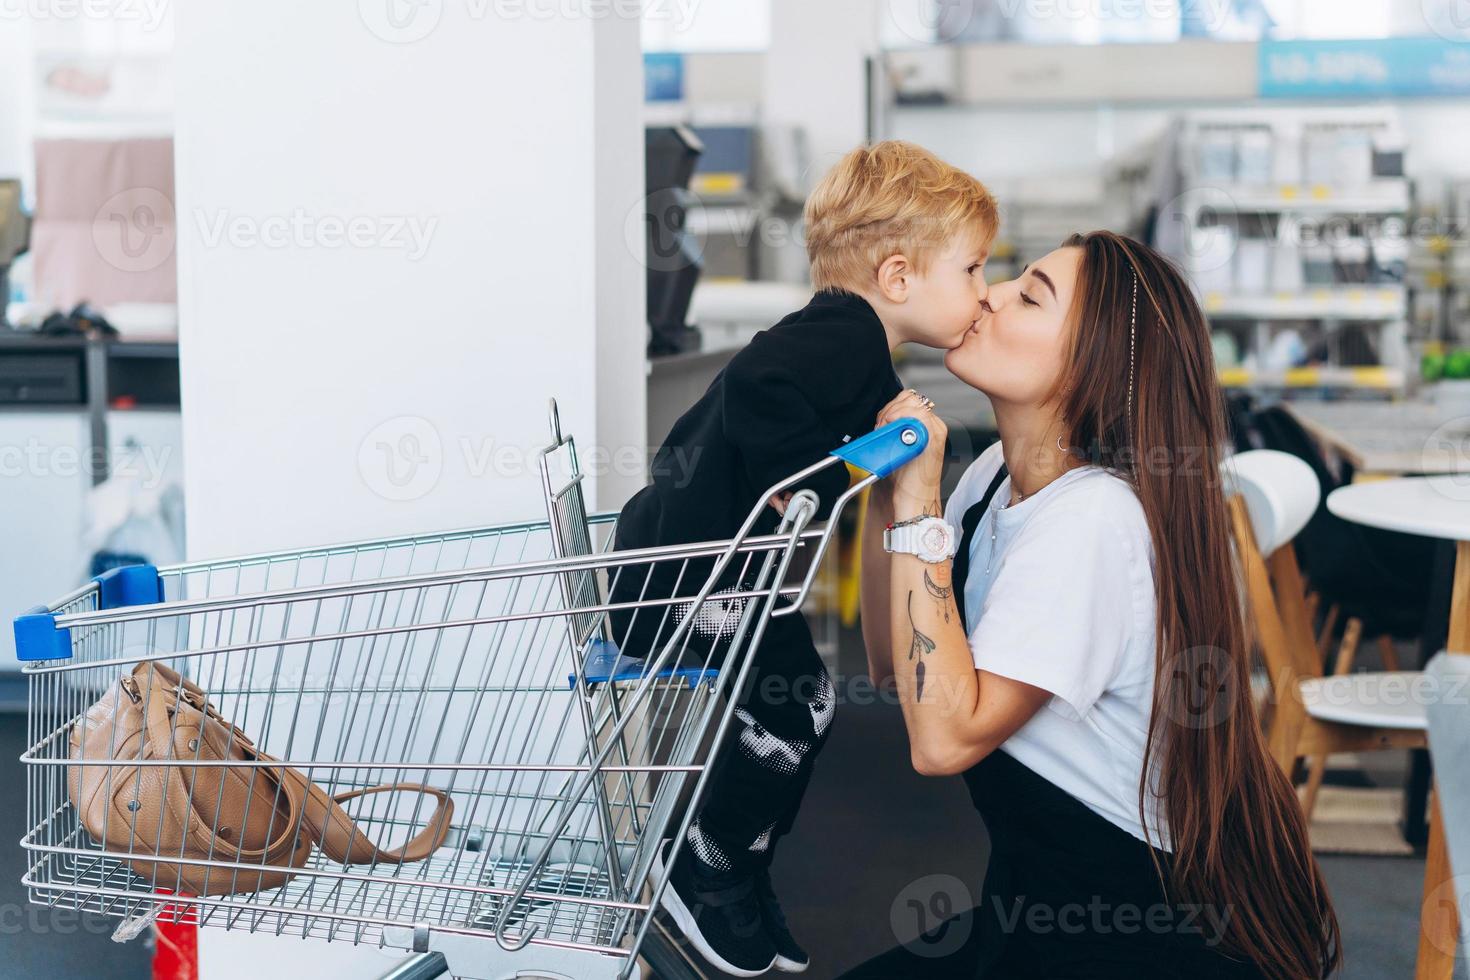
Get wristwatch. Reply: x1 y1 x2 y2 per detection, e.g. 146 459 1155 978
883 516 959 564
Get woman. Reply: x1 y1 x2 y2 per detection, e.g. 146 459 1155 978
852 231 1340 978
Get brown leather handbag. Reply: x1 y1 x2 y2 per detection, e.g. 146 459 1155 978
68 662 454 897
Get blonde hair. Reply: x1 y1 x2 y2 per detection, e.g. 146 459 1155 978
804 141 998 293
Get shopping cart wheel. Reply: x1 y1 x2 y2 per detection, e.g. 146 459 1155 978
377 952 449 980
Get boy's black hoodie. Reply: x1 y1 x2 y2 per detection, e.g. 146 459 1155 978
610 289 903 656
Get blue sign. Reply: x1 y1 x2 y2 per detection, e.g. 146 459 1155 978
1260 37 1470 98
644 53 685 103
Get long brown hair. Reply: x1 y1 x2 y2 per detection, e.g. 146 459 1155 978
1057 231 1341 978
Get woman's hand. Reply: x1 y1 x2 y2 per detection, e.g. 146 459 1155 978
877 389 947 518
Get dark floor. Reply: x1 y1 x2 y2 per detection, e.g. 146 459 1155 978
1 633 1462 979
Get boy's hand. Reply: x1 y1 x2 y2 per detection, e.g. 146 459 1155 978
769 491 795 516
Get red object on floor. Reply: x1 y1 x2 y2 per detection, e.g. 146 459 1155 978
152 898 199 980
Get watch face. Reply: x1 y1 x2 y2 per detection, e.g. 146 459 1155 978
921 524 949 555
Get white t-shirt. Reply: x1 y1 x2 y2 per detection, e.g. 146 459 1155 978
944 442 1168 849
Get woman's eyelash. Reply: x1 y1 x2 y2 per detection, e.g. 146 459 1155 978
1021 292 1039 307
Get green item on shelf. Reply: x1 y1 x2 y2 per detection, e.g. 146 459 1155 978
1446 349 1470 380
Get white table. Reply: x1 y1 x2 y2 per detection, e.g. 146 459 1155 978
1286 400 1469 475
1327 477 1469 978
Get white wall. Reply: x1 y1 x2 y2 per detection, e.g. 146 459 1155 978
172 1 644 974
764 0 881 189
174 0 646 563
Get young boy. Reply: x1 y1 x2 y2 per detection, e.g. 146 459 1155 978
611 140 997 976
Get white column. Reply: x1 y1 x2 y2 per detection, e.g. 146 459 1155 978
172 1 644 974
763 0 881 189
174 0 646 561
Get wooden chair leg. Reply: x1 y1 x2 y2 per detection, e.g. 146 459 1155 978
1335 618 1363 675
1317 602 1340 663
1415 789 1459 979
1301 620 1363 821
1377 633 1402 672
1299 755 1328 821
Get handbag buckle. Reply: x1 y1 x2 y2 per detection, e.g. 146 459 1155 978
119 676 142 704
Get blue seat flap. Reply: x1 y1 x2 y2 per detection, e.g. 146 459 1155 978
569 638 719 690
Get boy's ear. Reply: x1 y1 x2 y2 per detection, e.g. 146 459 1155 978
875 253 911 304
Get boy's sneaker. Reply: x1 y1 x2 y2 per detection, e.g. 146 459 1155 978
754 868 809 973
652 841 776 978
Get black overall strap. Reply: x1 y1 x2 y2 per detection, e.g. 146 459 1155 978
952 464 1008 630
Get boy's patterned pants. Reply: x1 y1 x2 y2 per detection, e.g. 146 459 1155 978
682 612 836 877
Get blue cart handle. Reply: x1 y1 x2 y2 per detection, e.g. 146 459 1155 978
765 417 933 620
830 416 930 477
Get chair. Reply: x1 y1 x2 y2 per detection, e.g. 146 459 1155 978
1251 405 1435 671
1223 450 1428 818
1226 450 1459 978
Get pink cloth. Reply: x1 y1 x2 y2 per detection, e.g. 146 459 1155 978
32 137 177 308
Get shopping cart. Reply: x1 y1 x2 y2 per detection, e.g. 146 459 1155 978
15 401 928 979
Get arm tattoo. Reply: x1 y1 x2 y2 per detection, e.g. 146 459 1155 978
906 590 936 706
923 569 952 622
906 592 936 660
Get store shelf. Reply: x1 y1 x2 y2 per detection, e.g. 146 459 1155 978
1180 181 1409 214
1216 365 1403 390
1202 287 1405 320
